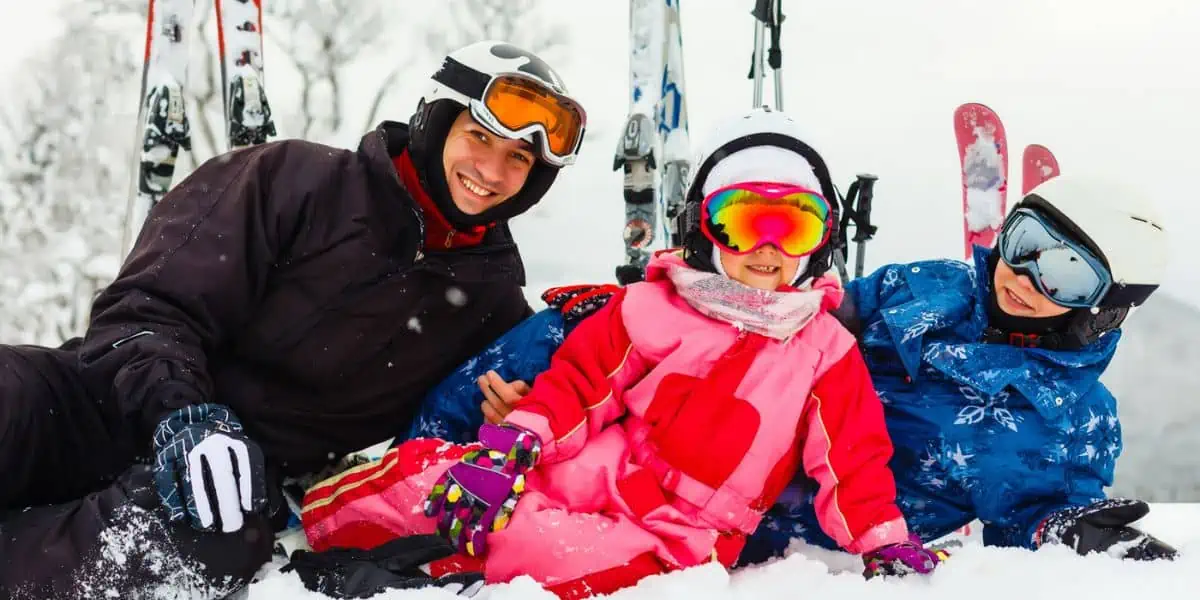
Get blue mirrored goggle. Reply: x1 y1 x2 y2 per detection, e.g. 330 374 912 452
997 208 1112 309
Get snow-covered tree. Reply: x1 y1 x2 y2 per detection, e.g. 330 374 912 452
265 0 567 145
0 12 136 344
0 0 566 344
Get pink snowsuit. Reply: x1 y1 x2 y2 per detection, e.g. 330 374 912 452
303 252 909 596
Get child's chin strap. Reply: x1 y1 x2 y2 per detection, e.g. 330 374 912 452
982 306 1128 351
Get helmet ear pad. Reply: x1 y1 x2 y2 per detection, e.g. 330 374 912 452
408 99 560 229
678 132 841 280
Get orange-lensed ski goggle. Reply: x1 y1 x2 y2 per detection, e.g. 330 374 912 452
701 182 833 258
470 74 587 167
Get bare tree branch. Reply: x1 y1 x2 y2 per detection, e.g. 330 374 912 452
424 0 567 61
264 0 391 142
363 64 406 133
0 5 138 342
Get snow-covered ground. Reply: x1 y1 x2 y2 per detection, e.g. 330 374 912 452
0 2 1197 597
245 504 1200 599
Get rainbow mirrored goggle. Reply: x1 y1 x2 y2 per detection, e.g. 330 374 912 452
701 182 833 258
469 73 587 168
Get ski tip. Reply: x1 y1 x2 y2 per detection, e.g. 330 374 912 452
1022 143 1057 158
953 101 998 114
953 103 1006 136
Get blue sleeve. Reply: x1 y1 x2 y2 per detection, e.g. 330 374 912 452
844 263 906 328
981 385 1119 549
397 308 567 445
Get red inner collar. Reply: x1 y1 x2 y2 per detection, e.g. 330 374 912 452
393 151 489 250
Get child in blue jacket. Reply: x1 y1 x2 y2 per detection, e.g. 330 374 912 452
742 174 1176 563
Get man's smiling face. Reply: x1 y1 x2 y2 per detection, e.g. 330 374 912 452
441 110 536 216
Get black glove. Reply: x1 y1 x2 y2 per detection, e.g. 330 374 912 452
615 264 646 285
541 283 621 330
281 535 485 599
152 403 267 532
1036 498 1178 561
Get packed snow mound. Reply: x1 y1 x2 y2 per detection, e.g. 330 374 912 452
244 504 1200 599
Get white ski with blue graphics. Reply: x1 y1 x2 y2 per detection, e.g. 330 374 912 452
658 0 691 250
614 0 691 284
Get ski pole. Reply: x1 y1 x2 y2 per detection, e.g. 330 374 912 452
851 173 879 279
749 0 768 106
832 249 851 285
748 0 784 108
768 0 784 109
835 181 856 283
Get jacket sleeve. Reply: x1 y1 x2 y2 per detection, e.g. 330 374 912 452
842 264 905 333
503 288 647 464
799 346 910 554
78 141 331 439
981 386 1118 549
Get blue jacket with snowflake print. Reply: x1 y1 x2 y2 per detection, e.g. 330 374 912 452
742 247 1124 561
398 308 567 445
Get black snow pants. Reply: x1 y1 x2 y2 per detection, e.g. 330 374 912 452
0 343 274 599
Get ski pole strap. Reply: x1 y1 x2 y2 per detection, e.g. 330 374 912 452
747 1 785 76
768 0 784 70
839 180 859 244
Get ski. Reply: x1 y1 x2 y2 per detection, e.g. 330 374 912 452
953 102 1009 259
658 0 691 250
613 0 692 285
1021 143 1060 195
614 0 664 285
122 0 196 258
214 0 275 151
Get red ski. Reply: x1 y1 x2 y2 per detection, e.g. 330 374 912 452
1021 143 1060 195
953 103 1008 259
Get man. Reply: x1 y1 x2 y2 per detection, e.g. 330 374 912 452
0 39 585 598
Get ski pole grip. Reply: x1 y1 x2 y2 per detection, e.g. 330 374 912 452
751 0 773 22
852 173 879 242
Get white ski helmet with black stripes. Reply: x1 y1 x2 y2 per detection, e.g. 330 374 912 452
408 40 586 228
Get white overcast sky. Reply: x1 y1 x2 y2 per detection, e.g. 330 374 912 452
2 1 1198 308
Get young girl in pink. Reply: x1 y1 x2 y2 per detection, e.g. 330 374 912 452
301 109 941 598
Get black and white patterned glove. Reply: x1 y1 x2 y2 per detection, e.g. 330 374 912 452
153 403 267 532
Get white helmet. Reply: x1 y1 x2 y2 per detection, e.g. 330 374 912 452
1016 174 1167 307
676 107 841 280
999 173 1169 348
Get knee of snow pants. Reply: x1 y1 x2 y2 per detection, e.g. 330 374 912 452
738 481 837 566
0 343 136 510
0 464 274 599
